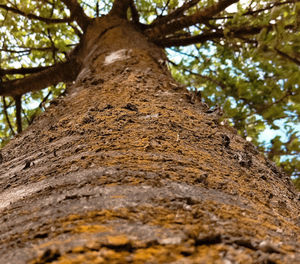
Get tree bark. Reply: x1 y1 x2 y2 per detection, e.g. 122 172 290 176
14 95 22 133
0 17 299 264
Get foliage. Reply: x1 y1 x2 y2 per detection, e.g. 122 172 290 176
166 0 300 185
0 0 299 188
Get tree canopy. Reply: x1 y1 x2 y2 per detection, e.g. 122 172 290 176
0 0 299 187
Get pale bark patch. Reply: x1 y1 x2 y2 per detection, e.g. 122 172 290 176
104 49 131 65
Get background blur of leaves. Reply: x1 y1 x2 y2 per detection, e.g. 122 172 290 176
0 0 299 189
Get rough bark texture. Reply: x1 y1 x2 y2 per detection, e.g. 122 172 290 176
0 17 299 264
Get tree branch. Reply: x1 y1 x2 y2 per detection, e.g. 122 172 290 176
69 23 83 38
275 48 300 66
170 59 228 89
61 0 91 31
151 0 200 26
211 0 296 20
160 31 224 47
109 0 132 19
0 4 71 24
0 48 30 54
183 67 227 90
28 91 52 125
158 25 264 47
0 44 77 54
129 0 140 24
14 95 22 133
0 61 81 97
146 0 238 40
0 66 52 75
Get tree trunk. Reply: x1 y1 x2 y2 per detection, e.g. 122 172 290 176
0 17 299 264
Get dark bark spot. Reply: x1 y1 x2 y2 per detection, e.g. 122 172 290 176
261 175 267 181
239 159 252 168
4 184 11 189
49 137 56 142
49 125 57 131
88 107 98 112
103 243 134 253
258 241 281 254
194 173 208 185
195 233 222 246
34 233 49 239
265 159 281 177
103 104 114 110
123 103 138 112
244 141 259 155
277 201 287 209
65 194 80 200
50 99 59 106
23 160 31 170
82 114 94 124
90 78 104 85
229 238 256 250
180 247 195 256
221 134 230 148
35 249 60 264
238 153 252 168
95 147 102 152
